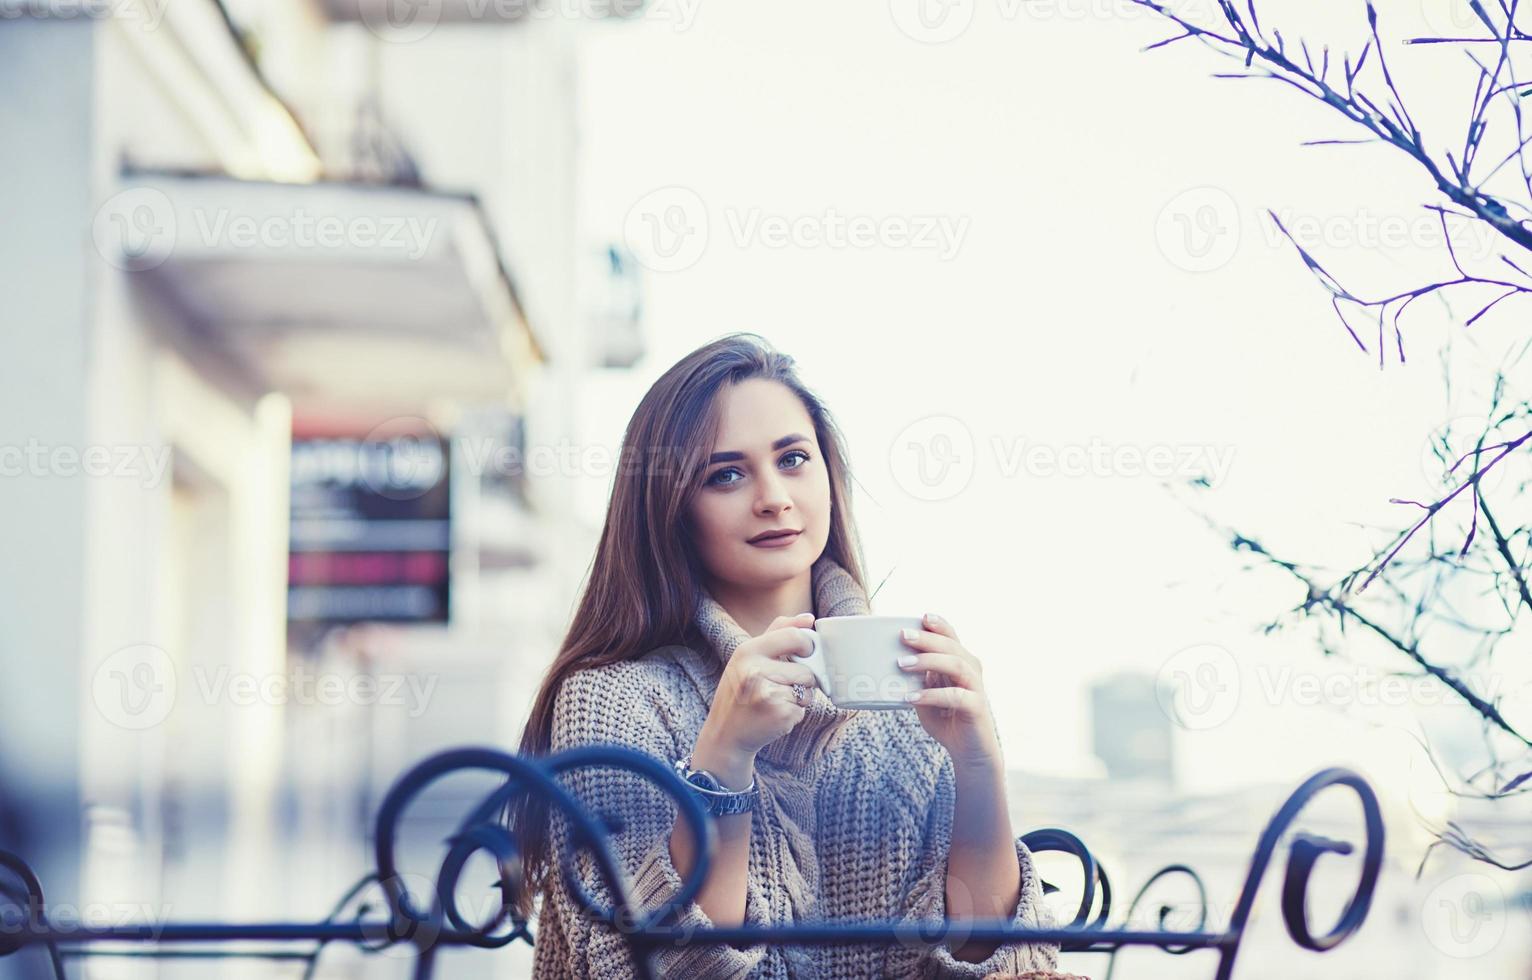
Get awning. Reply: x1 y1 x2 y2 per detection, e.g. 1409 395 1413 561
103 169 545 415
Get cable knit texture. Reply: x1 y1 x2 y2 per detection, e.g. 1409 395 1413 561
530 554 1060 979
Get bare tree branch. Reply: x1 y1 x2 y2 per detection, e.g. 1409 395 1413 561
1129 0 1532 363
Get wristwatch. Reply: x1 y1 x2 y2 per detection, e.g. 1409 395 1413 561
673 753 759 817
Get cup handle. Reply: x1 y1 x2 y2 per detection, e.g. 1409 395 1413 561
789 627 832 696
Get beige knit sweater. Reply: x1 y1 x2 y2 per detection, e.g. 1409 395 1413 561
530 554 1060 979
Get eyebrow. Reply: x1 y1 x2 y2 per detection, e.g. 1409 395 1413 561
707 433 811 465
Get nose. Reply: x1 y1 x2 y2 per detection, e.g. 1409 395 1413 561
754 469 793 515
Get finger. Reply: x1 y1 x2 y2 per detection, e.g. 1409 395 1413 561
899 628 972 668
897 651 979 690
766 612 816 632
905 685 980 713
766 680 809 709
760 662 818 687
739 672 809 706
756 622 817 660
920 612 960 642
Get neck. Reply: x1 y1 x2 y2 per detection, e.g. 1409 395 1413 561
707 571 815 638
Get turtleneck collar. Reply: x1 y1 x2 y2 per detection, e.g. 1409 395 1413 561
675 552 871 771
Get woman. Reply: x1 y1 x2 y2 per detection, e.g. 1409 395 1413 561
510 334 1060 979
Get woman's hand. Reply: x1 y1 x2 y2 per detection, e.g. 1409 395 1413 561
897 612 1004 773
696 612 821 770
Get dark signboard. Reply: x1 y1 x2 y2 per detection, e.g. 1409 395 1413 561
287 424 450 626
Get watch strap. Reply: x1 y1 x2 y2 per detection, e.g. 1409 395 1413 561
674 753 759 816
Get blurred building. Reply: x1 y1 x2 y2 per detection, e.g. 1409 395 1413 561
1090 670 1175 786
0 2 638 977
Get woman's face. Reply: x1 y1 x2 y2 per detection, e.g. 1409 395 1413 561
686 378 832 593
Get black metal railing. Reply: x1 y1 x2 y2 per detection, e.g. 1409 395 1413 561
0 746 1384 979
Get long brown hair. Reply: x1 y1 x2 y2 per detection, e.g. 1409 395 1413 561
506 332 866 922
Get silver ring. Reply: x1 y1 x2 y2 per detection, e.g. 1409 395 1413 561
792 683 807 705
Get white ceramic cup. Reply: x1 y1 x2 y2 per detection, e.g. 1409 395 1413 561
789 615 924 710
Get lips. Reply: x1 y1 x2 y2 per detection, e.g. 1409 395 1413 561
748 529 801 545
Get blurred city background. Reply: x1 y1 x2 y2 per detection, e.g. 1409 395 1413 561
2 0 1530 976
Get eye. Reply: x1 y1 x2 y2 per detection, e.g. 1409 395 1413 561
704 450 812 488
706 466 742 487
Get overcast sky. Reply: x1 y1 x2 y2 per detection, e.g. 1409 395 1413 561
563 0 1532 852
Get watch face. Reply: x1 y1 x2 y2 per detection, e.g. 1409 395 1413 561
676 758 754 815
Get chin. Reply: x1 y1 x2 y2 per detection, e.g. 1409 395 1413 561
740 540 816 574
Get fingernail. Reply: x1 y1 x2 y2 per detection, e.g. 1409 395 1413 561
898 654 918 667
901 628 918 640
904 691 922 702
924 612 942 624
